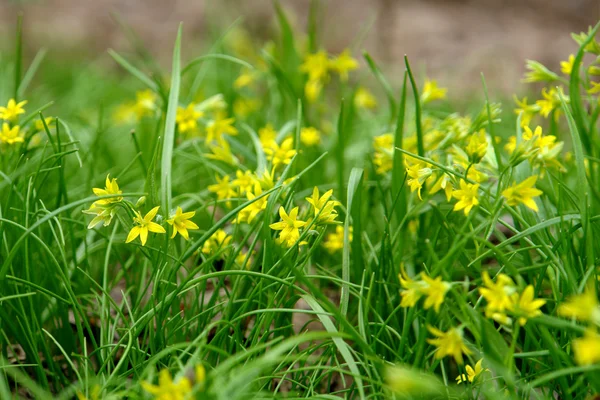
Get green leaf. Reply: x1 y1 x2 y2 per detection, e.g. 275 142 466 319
160 24 183 214
341 168 363 317
108 49 159 93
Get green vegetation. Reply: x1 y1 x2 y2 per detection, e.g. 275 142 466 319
1 6 600 400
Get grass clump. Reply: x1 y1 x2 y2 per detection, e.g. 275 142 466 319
1 6 600 400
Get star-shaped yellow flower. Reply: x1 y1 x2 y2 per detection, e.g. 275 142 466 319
427 326 472 365
126 206 166 246
305 187 340 225
502 176 543 212
269 206 306 247
141 369 192 400
509 285 546 326
264 137 296 169
167 207 199 240
0 99 27 121
452 179 479 216
0 123 24 145
456 359 488 384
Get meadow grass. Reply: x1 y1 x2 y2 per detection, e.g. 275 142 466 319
1 5 600 400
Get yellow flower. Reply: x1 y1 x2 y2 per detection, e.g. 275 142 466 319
589 65 600 76
35 117 54 132
573 329 600 366
589 82 600 95
373 133 395 175
236 182 269 224
84 175 123 228
166 207 199 240
205 137 238 165
235 249 255 267
176 103 203 134
0 98 27 121
126 206 166 246
264 137 296 169
234 70 255 89
456 359 487 384
513 96 539 128
465 130 487 164
0 123 24 144
256 170 275 190
399 267 427 308
208 174 238 204
300 127 321 146
323 225 351 253
427 326 472 365
421 79 447 104
269 206 307 248
259 124 278 150
329 49 358 81
232 169 256 195
305 187 340 225
399 269 449 313
354 86 377 110
452 180 479 216
141 369 192 400
233 97 260 118
536 87 564 119
509 285 546 326
205 113 238 143
560 54 575 75
406 160 432 200
532 135 564 170
420 273 451 313
305 79 323 103
429 173 453 202
202 229 232 255
91 174 123 205
505 136 517 154
479 271 515 319
195 364 206 384
502 176 543 212
133 90 158 118
558 285 600 324
300 50 330 82
113 103 137 123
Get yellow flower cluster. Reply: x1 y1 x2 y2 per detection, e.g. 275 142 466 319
399 268 450 313
558 285 600 365
300 49 358 102
84 174 198 246
269 187 340 248
0 98 27 146
479 272 546 326
142 365 206 400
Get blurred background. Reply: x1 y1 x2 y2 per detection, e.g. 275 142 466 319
0 0 598 94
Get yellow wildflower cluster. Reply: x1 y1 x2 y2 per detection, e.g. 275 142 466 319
0 98 27 146
399 268 450 313
558 285 600 365
479 272 546 326
142 365 206 400
84 174 198 246
300 49 358 102
270 187 340 248
114 90 158 123
202 229 232 256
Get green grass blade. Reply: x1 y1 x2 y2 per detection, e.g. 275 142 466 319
108 49 159 93
161 24 183 214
